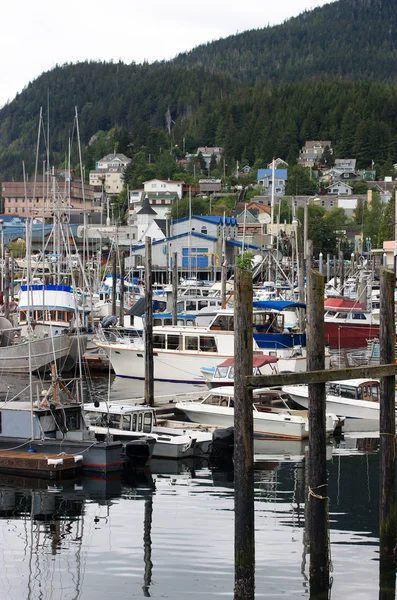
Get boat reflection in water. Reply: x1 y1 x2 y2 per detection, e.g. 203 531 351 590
0 434 386 599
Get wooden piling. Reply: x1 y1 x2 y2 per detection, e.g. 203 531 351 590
307 260 329 597
112 247 117 317
4 248 9 320
172 252 178 326
234 265 254 600
119 251 125 326
144 237 154 406
379 269 396 561
339 250 345 292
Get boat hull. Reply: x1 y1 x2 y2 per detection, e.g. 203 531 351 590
324 322 380 349
176 404 308 440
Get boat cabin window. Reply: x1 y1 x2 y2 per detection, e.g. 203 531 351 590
210 315 234 331
138 413 143 431
336 313 348 319
65 409 80 431
153 334 166 349
109 414 121 429
253 313 284 332
214 366 228 378
229 367 235 379
143 412 153 433
203 394 230 406
167 335 181 350
185 336 198 351
132 413 137 431
122 415 131 431
177 301 184 312
199 336 217 352
352 313 366 320
339 385 357 399
185 300 197 311
371 384 379 401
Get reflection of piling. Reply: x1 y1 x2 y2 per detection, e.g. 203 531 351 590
379 269 396 562
142 496 153 597
234 266 254 600
307 257 329 597
145 237 154 406
172 252 178 326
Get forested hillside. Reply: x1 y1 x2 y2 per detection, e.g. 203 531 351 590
173 0 397 84
0 0 397 180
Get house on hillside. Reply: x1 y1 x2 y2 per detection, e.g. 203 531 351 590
143 178 184 200
324 181 353 196
298 141 332 168
256 169 288 196
199 179 222 194
90 152 131 196
334 158 356 172
268 158 288 170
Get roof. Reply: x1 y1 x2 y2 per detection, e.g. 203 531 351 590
99 153 130 163
172 215 237 226
218 355 278 368
84 402 150 415
154 219 167 235
226 239 262 250
143 178 184 185
136 196 157 215
253 300 306 311
132 230 218 251
257 168 288 180
324 298 367 311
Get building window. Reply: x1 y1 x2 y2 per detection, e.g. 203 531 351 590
321 200 325 207
201 226 208 235
330 200 334 207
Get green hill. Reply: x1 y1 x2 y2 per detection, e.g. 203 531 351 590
1 0 397 179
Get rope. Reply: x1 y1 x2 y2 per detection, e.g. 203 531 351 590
308 483 329 501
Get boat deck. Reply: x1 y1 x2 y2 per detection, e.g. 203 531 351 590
0 451 83 479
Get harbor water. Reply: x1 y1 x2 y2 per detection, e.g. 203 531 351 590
0 372 388 599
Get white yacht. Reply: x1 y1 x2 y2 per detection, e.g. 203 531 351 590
175 387 340 440
94 306 314 383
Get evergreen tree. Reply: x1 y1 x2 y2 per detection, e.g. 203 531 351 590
285 166 317 196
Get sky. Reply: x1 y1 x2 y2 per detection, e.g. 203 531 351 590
1 0 333 109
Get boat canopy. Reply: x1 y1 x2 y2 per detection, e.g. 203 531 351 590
253 300 306 311
217 355 278 368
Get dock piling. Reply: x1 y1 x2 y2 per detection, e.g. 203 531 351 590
144 237 154 406
233 264 254 600
307 254 329 597
379 268 396 562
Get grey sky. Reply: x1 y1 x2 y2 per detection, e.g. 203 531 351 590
1 0 333 109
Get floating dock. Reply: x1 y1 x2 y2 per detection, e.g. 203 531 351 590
0 451 83 479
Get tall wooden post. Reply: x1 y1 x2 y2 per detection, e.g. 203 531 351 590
4 248 9 320
326 254 330 283
112 246 117 318
339 250 345 293
303 201 308 263
307 253 329 597
234 265 254 600
145 237 154 406
379 269 396 562
119 251 125 326
172 252 178 326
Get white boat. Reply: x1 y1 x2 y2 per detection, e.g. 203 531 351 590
283 379 383 431
175 387 340 440
84 402 213 459
94 306 315 383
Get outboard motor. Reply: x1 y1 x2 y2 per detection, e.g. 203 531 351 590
101 315 118 329
210 427 234 468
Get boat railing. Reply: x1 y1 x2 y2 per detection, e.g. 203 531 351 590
96 326 144 346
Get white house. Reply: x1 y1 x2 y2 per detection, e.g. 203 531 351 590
143 179 184 200
325 181 353 196
96 153 131 170
90 152 131 196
